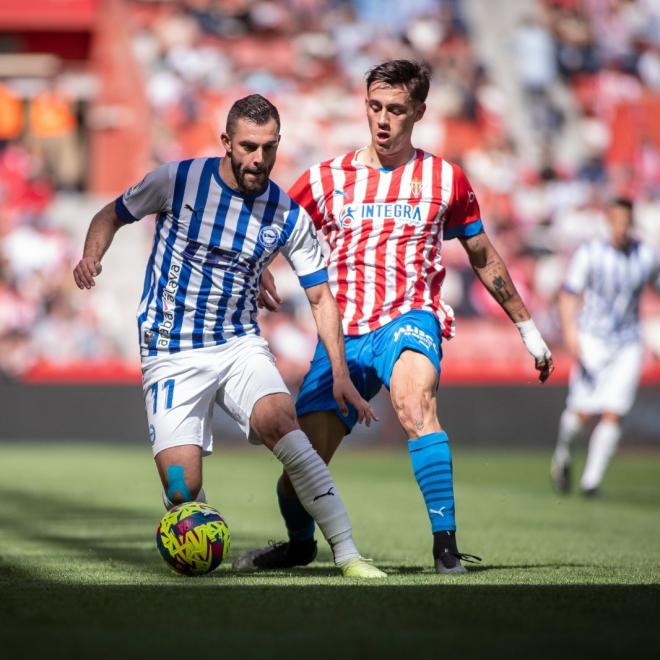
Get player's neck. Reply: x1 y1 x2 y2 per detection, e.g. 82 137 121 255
611 236 633 252
359 143 416 170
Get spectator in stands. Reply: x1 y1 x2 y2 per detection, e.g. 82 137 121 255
27 80 81 190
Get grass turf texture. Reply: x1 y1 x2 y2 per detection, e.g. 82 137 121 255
1 444 658 659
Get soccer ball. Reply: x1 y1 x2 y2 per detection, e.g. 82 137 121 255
156 502 230 576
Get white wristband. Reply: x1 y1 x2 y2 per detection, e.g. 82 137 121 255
515 319 537 338
515 319 551 362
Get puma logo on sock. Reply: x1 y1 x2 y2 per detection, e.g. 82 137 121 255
429 507 446 517
313 487 335 502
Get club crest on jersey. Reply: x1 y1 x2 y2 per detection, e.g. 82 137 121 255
339 205 356 228
125 178 145 199
410 178 423 199
258 226 281 248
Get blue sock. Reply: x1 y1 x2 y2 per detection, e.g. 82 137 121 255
277 478 315 543
408 431 456 532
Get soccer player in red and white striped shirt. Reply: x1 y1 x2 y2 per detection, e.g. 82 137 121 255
235 60 553 575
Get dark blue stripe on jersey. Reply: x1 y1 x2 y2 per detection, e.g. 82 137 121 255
443 218 483 240
192 186 233 348
136 212 166 346
230 183 281 333
115 196 139 223
168 158 215 352
213 195 257 343
147 159 193 356
277 201 301 247
299 269 328 289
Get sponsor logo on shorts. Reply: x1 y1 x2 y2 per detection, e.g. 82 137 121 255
149 424 156 445
393 324 438 352
258 226 281 249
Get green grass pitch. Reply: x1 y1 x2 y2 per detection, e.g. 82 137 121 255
1 443 659 659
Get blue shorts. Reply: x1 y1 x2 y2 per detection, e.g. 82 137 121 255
296 310 443 432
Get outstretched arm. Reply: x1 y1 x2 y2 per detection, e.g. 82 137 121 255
304 282 377 425
459 231 554 382
73 202 124 289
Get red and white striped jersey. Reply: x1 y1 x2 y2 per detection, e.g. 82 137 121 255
288 148 484 337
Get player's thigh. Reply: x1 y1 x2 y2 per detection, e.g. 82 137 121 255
599 341 643 416
141 351 218 458
390 350 441 436
216 334 292 448
296 336 380 433
372 311 443 435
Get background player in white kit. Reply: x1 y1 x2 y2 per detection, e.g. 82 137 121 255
551 198 660 496
73 94 386 578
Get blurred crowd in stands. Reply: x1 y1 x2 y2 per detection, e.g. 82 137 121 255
0 86 116 379
1 0 659 382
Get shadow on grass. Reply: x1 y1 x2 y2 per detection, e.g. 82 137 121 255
0 485 289 577
1 566 659 660
1 485 659 660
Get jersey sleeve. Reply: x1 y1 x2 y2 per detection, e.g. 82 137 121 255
114 163 173 223
563 244 590 295
279 204 328 289
288 167 328 231
443 164 484 240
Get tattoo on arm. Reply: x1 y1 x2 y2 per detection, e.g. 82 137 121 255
492 275 514 304
414 419 424 431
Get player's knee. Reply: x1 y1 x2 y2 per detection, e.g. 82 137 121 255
251 393 299 447
601 412 622 425
392 391 437 437
258 410 299 448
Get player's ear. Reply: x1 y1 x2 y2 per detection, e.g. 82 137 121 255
414 103 426 122
220 131 232 153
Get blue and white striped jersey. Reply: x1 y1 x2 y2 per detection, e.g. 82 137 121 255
564 238 660 343
115 157 328 356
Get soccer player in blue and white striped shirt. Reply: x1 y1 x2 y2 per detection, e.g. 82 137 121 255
551 198 660 496
73 94 385 578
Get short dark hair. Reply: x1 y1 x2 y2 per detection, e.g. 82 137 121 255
366 60 432 104
226 94 280 136
611 196 634 213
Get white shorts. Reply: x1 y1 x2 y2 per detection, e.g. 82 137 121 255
141 334 290 456
567 334 642 416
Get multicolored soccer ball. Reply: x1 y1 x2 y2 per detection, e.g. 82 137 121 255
156 502 230 576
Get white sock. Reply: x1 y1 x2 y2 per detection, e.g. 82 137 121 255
581 420 621 490
272 430 359 565
161 486 207 510
553 409 584 467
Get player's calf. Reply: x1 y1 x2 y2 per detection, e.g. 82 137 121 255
155 445 204 508
247 395 386 576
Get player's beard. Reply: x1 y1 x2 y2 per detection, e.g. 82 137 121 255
229 153 270 195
